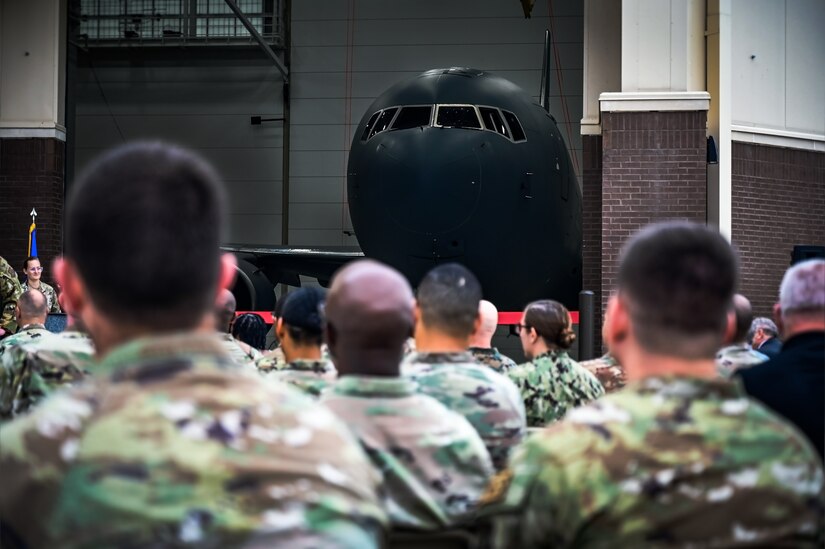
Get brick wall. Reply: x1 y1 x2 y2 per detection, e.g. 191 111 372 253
581 134 603 354
0 138 65 287
731 142 825 318
600 110 708 314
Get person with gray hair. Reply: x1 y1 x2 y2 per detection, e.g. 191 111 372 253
748 316 781 357
738 259 825 459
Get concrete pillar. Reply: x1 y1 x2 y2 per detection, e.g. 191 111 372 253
0 0 67 286
596 0 710 316
706 0 732 239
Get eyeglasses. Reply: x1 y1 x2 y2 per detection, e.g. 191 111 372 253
517 324 531 333
27 267 43 272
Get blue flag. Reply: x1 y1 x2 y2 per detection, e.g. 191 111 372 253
28 221 37 257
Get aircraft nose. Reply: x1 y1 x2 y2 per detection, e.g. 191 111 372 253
377 130 482 234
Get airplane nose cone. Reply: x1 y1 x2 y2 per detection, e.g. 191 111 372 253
378 131 482 234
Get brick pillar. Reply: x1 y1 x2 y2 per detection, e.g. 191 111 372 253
731 142 825 318
0 138 65 287
600 110 708 313
581 134 604 353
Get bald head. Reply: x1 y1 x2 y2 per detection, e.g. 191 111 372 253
469 300 499 348
214 289 237 333
731 294 754 344
326 260 414 376
17 290 49 326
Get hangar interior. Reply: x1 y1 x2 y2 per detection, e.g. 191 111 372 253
0 0 823 359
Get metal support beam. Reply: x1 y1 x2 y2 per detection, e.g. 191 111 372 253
223 0 288 83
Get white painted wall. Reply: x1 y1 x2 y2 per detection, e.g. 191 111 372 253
0 0 66 131
731 0 825 138
74 0 584 248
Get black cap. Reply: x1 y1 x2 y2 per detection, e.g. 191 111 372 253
280 287 326 333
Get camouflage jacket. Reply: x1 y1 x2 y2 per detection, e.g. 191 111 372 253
264 358 337 397
508 350 605 427
0 256 22 333
715 343 769 378
0 332 387 548
0 328 95 420
579 353 627 393
0 323 51 348
469 346 518 372
22 280 62 313
403 351 526 471
217 332 263 366
322 375 494 530
485 376 825 548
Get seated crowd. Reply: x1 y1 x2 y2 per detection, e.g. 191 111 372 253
0 142 822 548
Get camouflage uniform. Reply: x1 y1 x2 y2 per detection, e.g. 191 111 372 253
322 375 495 530
21 280 62 313
579 353 627 393
217 332 262 366
0 323 51 348
507 350 605 427
485 376 825 548
260 345 287 368
469 346 518 372
715 343 769 378
264 358 337 397
403 352 526 470
0 327 95 419
0 333 387 548
0 256 22 334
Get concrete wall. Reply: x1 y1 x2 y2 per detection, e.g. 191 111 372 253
73 0 584 248
731 0 825 139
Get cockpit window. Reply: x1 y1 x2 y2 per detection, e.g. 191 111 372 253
502 110 526 142
361 110 381 141
361 111 381 141
479 107 511 138
391 106 432 131
435 105 481 129
367 108 398 140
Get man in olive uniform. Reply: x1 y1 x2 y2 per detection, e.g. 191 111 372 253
485 222 824 547
715 293 768 378
468 299 517 372
0 290 94 419
21 256 61 313
258 286 336 397
0 255 22 336
404 263 526 470
0 142 386 548
322 260 494 529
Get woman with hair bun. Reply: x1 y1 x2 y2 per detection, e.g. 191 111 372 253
508 299 605 427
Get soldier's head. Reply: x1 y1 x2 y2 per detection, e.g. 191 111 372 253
414 263 482 348
774 259 825 339
605 222 737 371
325 260 414 376
277 287 325 362
469 300 499 349
23 257 43 284
57 141 236 354
232 313 268 350
16 289 48 326
729 294 754 345
747 317 778 348
518 300 575 360
214 289 237 333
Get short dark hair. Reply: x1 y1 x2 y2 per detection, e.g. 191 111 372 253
524 300 575 349
281 287 325 347
416 263 482 338
23 256 40 271
66 141 226 331
232 313 267 350
618 221 737 359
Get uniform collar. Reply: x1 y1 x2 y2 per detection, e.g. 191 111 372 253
97 332 231 380
19 323 47 332
408 351 476 364
286 358 335 373
333 375 417 397
625 375 745 400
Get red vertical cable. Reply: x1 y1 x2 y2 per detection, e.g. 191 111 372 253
341 0 356 244
547 0 581 179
